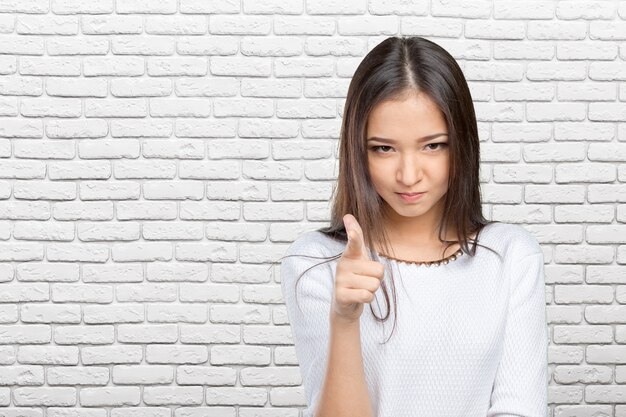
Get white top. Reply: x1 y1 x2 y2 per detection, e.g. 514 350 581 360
280 221 548 417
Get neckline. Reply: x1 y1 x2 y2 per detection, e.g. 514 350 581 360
375 247 464 267
372 225 489 267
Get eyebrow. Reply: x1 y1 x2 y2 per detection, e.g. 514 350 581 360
366 133 448 144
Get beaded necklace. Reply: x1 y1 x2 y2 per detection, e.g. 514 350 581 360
376 247 464 267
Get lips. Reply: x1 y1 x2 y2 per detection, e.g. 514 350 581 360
398 192 425 196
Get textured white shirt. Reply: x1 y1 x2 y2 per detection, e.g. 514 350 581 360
280 221 548 417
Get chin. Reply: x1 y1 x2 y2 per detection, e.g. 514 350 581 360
388 202 428 216
399 207 428 217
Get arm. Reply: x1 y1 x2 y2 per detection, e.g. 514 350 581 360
487 251 549 417
315 313 375 417
280 235 374 417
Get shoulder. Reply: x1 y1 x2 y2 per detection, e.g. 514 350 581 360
280 230 344 284
484 221 542 259
285 229 344 259
280 230 340 294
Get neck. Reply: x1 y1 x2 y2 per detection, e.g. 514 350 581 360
385 225 454 251
382 205 452 247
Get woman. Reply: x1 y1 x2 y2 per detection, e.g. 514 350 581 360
279 36 548 417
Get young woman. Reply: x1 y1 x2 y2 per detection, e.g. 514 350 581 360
279 36 548 417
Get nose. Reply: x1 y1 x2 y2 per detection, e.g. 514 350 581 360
396 153 423 185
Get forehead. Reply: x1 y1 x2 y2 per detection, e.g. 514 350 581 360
367 94 447 136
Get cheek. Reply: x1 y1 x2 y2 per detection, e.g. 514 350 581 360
367 164 385 189
368 163 388 184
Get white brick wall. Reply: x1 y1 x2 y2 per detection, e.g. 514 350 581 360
0 0 625 415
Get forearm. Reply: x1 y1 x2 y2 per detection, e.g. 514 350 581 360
314 313 374 417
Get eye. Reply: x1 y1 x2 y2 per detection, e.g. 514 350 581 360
370 145 393 153
426 142 448 151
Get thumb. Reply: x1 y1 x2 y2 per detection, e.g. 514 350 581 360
342 214 369 260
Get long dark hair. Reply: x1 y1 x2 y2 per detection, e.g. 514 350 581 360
276 35 501 343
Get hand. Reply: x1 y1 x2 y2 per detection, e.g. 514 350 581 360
331 214 385 324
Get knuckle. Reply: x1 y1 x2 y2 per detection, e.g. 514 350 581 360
336 261 350 276
363 260 385 277
335 274 347 289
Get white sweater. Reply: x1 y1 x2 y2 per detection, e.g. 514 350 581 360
280 221 548 417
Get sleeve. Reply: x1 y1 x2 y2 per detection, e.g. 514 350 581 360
280 234 335 417
486 250 549 417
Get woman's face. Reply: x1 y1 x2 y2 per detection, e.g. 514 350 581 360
366 92 450 226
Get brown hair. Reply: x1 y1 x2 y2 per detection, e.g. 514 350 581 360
276 35 501 343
